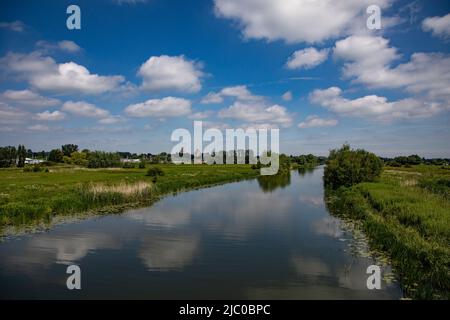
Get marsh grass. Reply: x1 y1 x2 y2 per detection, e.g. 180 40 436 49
82 181 153 202
0 164 258 234
74 181 155 211
327 165 450 299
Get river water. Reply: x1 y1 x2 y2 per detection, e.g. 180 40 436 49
0 167 402 299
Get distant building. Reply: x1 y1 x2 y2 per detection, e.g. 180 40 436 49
25 158 45 165
120 158 140 163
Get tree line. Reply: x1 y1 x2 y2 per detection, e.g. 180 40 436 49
2 143 447 171
382 155 449 167
0 145 27 168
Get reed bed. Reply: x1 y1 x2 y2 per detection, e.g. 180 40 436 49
327 165 450 299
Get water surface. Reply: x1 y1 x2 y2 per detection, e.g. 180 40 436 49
0 167 402 299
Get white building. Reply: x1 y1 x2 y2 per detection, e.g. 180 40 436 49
25 158 45 165
120 158 141 163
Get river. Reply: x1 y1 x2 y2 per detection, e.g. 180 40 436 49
0 167 402 299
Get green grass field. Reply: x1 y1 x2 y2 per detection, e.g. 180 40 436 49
0 164 259 235
327 165 450 299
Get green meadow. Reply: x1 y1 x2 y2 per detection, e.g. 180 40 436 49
0 164 259 235
327 165 450 299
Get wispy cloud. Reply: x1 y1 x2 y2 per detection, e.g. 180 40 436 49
0 20 25 32
298 115 338 129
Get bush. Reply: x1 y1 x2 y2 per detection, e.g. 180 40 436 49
251 163 261 170
70 152 88 166
87 151 121 168
39 161 57 167
48 149 64 163
146 166 165 177
419 177 450 199
324 144 383 189
23 165 45 173
63 156 73 164
122 162 136 169
138 161 146 169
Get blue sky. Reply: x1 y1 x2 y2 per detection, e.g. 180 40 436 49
0 0 449 157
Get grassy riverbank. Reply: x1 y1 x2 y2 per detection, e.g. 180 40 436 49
327 165 450 299
0 164 259 235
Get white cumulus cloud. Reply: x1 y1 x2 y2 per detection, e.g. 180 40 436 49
333 35 450 103
0 52 124 95
212 85 294 127
309 86 443 122
201 85 263 104
125 97 192 118
286 48 329 70
62 101 110 118
218 101 293 127
422 13 450 39
214 0 394 43
138 55 203 93
1 89 60 108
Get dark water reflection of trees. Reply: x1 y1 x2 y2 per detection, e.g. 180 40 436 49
257 167 318 193
297 166 316 176
257 171 291 192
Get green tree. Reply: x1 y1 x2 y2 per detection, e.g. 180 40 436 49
324 144 383 189
87 151 121 168
61 144 79 157
70 151 88 166
0 146 17 167
17 145 27 167
48 149 64 163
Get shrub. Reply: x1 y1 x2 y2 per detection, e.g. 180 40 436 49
33 166 43 172
40 161 57 167
87 151 121 168
324 144 383 189
138 161 146 169
48 149 64 163
63 156 73 164
251 163 261 170
419 177 450 199
122 162 136 169
23 166 44 173
70 152 88 166
146 166 165 177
